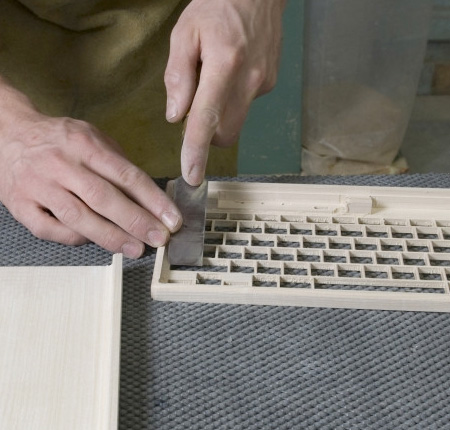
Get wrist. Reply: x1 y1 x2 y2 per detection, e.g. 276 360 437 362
0 76 41 132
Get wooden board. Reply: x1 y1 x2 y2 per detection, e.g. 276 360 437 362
0 254 122 430
151 182 450 312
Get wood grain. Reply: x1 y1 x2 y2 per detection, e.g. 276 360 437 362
0 254 122 430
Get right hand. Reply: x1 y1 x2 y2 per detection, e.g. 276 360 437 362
165 0 286 186
0 87 182 259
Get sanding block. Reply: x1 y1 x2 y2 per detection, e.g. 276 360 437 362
167 177 208 266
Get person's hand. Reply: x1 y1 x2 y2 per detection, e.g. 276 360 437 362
165 0 286 185
0 82 182 259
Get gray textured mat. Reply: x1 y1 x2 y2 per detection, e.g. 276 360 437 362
1 174 450 430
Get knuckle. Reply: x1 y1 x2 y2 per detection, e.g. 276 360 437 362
98 228 123 252
83 181 109 206
56 203 83 226
57 116 78 130
248 68 266 92
44 148 68 172
164 69 181 88
68 130 93 148
262 73 277 93
63 233 88 246
221 46 246 73
116 164 145 189
211 131 238 148
65 121 100 149
62 116 93 132
126 212 147 236
199 107 220 130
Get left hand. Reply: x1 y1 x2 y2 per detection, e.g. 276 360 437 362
164 0 286 185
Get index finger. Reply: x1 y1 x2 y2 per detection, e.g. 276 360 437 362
181 59 237 186
84 147 182 233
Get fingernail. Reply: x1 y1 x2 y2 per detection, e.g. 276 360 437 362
122 242 144 259
187 165 203 186
166 99 178 121
147 230 168 248
162 211 180 231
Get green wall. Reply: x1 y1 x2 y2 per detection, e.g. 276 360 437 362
238 0 304 175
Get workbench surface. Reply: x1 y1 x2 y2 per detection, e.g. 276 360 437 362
1 174 449 430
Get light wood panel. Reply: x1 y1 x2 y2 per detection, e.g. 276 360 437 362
152 182 450 312
0 254 122 430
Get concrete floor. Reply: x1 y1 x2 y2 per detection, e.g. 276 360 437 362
401 96 450 173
